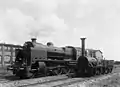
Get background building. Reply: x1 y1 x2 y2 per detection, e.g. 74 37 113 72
0 43 22 66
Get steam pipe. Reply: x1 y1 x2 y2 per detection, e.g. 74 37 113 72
81 38 86 57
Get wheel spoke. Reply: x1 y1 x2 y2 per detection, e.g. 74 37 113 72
53 68 62 75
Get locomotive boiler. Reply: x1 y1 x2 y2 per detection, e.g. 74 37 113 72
7 38 114 79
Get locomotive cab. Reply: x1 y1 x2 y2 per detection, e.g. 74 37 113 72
11 41 34 78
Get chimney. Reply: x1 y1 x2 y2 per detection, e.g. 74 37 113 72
31 38 37 43
81 38 86 57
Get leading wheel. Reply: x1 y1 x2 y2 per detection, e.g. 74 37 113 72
33 62 47 77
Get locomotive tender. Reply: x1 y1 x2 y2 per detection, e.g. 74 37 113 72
8 38 114 78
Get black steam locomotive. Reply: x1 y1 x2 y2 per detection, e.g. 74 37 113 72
8 38 114 79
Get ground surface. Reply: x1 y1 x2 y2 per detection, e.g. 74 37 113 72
87 65 120 87
0 65 120 87
81 65 120 87
88 74 120 87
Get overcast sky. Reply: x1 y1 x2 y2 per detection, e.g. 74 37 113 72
0 0 120 61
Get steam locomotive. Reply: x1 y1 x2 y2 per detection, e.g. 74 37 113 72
7 38 114 79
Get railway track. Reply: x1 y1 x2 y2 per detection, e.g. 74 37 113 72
26 72 119 87
25 77 85 87
0 75 68 87
66 73 119 87
25 75 109 87
0 72 118 87
0 66 118 87
0 70 19 83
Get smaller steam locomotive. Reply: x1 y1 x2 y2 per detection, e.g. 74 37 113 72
7 38 114 79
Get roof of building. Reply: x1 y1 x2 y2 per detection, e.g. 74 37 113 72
0 43 22 48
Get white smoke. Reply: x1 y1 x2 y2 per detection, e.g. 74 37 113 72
0 0 68 44
0 0 120 60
